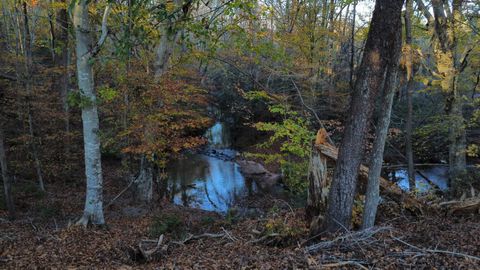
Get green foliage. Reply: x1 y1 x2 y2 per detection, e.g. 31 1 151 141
67 91 95 109
246 93 314 193
97 86 118 102
149 214 185 238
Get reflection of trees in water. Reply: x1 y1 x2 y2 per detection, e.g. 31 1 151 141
167 153 251 212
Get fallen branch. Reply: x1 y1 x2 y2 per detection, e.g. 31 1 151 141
106 176 136 208
171 232 226 245
316 142 425 214
392 235 480 262
306 226 391 253
248 233 280 244
138 234 164 260
321 261 369 270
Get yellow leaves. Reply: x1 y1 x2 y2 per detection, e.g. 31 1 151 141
433 48 455 92
466 144 479 158
402 44 413 80
165 0 176 13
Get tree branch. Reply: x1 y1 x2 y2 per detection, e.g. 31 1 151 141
90 4 111 57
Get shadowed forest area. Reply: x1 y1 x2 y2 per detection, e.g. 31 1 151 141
0 0 479 268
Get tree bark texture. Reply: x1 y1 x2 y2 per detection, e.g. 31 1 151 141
324 0 405 232
73 0 105 225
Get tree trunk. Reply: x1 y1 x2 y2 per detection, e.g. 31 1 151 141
307 129 330 235
324 0 405 232
0 127 15 220
404 0 416 192
136 156 153 203
349 0 356 90
430 0 466 192
362 38 402 229
73 0 105 225
22 1 45 192
56 0 70 136
154 26 177 79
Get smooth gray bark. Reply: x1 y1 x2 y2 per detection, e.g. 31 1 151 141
73 0 110 225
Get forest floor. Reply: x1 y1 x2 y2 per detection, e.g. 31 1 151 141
1 161 479 269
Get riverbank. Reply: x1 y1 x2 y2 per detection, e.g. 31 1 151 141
1 160 479 268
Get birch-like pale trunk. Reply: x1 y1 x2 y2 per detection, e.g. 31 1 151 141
73 0 110 225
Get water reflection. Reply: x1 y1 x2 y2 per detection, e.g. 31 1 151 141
390 166 449 192
168 154 254 212
167 121 255 213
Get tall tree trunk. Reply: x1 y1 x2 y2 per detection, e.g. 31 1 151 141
348 0 356 90
22 1 45 192
73 0 110 225
56 0 70 137
430 0 466 192
0 126 15 220
324 0 405 232
404 0 416 192
362 37 402 229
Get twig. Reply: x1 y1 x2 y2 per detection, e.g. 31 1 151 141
221 227 237 242
306 227 391 253
139 234 164 260
249 233 280 244
321 261 369 270
106 176 136 208
392 235 480 261
171 232 226 245
290 78 335 146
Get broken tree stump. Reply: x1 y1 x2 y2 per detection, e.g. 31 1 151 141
310 129 425 216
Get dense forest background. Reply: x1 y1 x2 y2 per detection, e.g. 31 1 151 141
0 0 479 268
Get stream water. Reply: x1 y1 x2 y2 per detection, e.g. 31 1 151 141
167 122 255 213
168 122 453 212
389 166 449 193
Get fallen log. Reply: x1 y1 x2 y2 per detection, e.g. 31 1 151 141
314 130 425 214
435 197 480 215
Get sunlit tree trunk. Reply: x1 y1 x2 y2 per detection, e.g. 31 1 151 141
73 0 110 225
430 0 466 192
324 0 405 232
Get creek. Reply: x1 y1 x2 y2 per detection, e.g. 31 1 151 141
389 166 449 193
167 122 256 213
